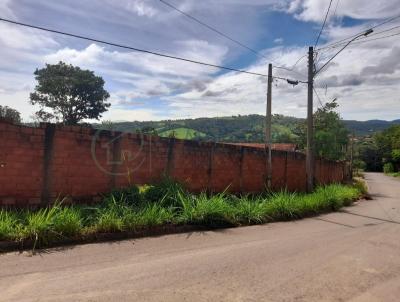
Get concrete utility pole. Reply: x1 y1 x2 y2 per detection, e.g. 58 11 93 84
350 131 354 178
266 63 273 189
306 46 314 192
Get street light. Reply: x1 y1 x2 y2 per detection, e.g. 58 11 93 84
315 29 374 76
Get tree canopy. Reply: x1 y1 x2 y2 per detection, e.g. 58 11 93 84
30 62 110 125
0 105 22 124
375 125 400 170
295 100 349 160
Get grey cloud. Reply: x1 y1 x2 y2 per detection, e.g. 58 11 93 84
361 47 400 76
146 87 166 96
316 74 364 88
202 87 239 97
172 78 212 92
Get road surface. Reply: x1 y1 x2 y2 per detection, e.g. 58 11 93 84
1 172 400 302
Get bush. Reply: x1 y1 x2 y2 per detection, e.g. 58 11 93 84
353 159 366 171
352 179 368 195
383 162 395 174
392 149 400 162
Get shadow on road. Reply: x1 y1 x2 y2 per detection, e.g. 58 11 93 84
339 210 400 225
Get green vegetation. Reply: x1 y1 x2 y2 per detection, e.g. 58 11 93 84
383 162 395 174
356 125 400 173
159 127 206 139
94 115 400 145
295 99 349 160
30 62 110 124
0 105 22 124
96 114 303 144
0 181 363 250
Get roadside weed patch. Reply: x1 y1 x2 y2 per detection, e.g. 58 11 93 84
53 207 83 237
0 182 364 249
178 193 235 226
0 210 22 241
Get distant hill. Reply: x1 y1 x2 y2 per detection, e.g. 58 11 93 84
343 119 400 136
95 115 400 143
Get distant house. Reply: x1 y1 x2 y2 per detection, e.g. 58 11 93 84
224 143 298 152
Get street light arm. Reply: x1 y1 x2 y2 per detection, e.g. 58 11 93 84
315 29 373 76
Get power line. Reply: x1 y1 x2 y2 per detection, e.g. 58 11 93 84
158 0 301 76
315 29 373 76
349 30 400 44
159 0 262 58
313 87 324 107
315 0 333 48
331 0 341 21
317 13 400 51
291 53 307 69
0 17 306 83
319 30 400 53
319 25 400 51
369 24 400 37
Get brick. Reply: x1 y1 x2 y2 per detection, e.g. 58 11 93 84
28 198 41 205
20 127 34 135
30 136 44 143
1 197 16 205
0 124 346 206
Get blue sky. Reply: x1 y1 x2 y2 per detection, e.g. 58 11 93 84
1 0 400 122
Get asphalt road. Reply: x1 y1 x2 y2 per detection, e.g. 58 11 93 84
1 172 400 302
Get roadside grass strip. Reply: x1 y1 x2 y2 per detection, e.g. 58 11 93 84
0 181 362 251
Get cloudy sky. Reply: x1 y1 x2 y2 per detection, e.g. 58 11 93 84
1 0 400 122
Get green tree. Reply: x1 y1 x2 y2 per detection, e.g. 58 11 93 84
30 62 110 125
357 139 382 172
313 100 349 160
296 100 348 160
374 125 400 171
0 105 22 124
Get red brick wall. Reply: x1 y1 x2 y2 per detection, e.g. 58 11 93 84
0 122 348 206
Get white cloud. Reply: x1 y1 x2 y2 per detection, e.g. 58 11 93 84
288 0 400 22
104 0 159 18
0 23 58 50
101 108 165 122
1 0 400 122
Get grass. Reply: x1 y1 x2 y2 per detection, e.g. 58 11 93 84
159 127 206 139
387 172 400 178
0 182 363 250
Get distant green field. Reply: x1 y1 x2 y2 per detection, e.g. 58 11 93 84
159 127 206 139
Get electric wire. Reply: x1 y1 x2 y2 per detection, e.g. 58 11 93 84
317 13 400 51
0 17 306 83
331 0 341 22
313 87 324 108
315 0 333 48
158 0 303 76
317 30 400 56
318 25 400 51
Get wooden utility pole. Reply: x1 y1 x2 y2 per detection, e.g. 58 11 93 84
306 46 314 192
266 63 273 188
